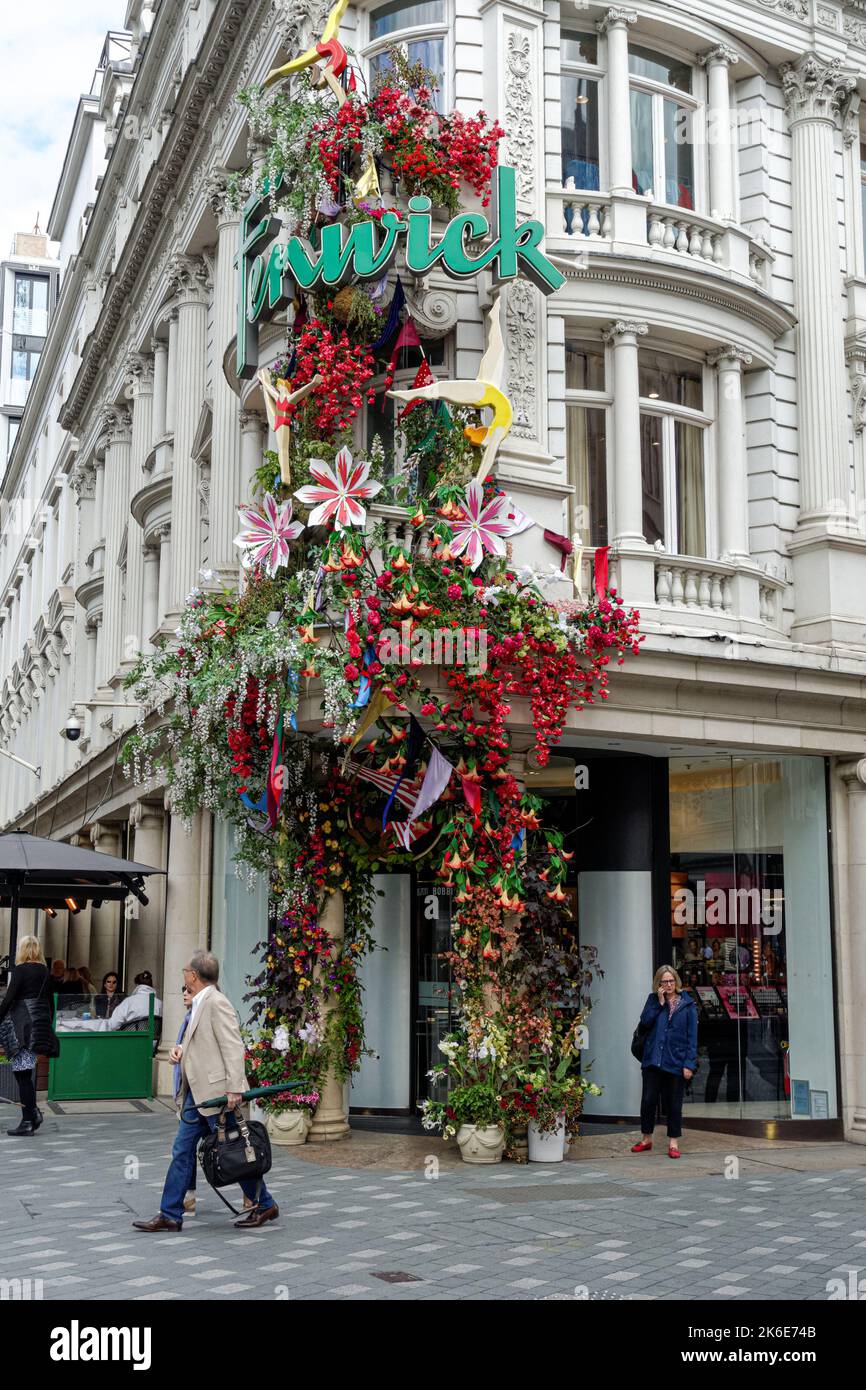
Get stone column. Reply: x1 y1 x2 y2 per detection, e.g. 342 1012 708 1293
124 355 154 665
98 405 132 690
92 456 106 574
709 345 752 560
700 46 739 222
782 55 856 528
67 835 93 968
167 256 210 613
207 173 243 577
155 523 172 629
127 801 166 987
239 409 265 505
308 889 351 1142
155 807 208 1096
164 309 179 440
151 336 168 448
837 760 866 1143
89 822 122 984
603 319 648 546
597 9 636 195
141 544 160 652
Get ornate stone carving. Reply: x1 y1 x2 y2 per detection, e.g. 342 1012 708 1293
505 280 539 440
780 54 856 123
602 319 649 341
699 45 740 69
596 7 637 35
70 457 98 499
504 29 535 205
198 464 211 520
125 352 154 392
167 253 211 302
756 0 808 17
816 4 839 29
99 404 133 444
849 355 866 434
273 0 332 56
707 344 753 368
843 12 866 46
403 285 459 340
205 168 237 224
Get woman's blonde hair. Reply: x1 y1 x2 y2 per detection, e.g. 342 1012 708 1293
652 963 682 993
16 935 46 966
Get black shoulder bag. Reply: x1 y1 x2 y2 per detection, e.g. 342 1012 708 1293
198 1104 272 1216
630 1019 651 1062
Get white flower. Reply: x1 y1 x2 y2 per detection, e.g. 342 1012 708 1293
298 1020 319 1048
272 1025 290 1053
438 1039 459 1060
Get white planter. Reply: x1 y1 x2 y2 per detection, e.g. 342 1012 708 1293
456 1123 505 1164
528 1116 567 1163
266 1106 312 1146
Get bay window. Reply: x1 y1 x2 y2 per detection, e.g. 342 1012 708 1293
365 337 447 480
629 43 699 211
566 341 608 547
561 32 601 194
365 0 448 109
639 351 708 556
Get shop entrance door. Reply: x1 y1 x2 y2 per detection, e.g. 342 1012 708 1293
414 881 457 1111
350 874 412 1112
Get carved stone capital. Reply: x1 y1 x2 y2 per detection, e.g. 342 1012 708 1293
239 408 265 432
99 404 133 445
596 7 637 36
838 758 866 790
602 318 649 343
125 352 154 393
70 457 98 500
849 358 866 435
205 169 238 225
707 344 753 369
167 253 211 303
780 54 856 124
129 799 164 832
699 45 739 70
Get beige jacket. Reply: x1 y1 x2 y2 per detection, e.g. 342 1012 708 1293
180 988 248 1114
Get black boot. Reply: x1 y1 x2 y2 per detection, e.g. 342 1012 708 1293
7 1117 36 1137
32 1108 44 1130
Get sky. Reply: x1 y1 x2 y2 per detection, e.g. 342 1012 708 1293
0 4 122 256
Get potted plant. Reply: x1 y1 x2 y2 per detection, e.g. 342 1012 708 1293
518 1042 603 1163
244 1029 320 1146
419 1031 507 1163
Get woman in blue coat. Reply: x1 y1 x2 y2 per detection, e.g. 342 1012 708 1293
632 964 698 1158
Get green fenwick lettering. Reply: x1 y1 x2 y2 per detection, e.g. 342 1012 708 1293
235 165 564 378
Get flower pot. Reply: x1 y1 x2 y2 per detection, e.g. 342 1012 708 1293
528 1116 567 1163
456 1123 505 1164
266 1106 312 1146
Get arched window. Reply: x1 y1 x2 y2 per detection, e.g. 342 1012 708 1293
364 0 448 110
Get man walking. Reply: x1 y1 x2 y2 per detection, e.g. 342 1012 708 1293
132 950 279 1232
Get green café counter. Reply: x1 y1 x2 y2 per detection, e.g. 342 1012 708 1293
48 996 158 1101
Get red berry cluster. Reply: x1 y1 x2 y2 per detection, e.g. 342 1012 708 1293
225 678 270 794
287 319 377 436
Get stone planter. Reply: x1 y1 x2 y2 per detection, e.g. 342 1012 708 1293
456 1123 505 1164
266 1106 312 1146
528 1116 567 1163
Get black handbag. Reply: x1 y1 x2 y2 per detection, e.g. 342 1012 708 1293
198 1105 272 1216
631 1020 650 1062
0 1014 20 1059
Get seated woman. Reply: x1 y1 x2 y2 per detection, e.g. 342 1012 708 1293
95 972 125 1019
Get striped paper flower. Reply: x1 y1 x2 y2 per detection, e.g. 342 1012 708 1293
233 494 304 577
448 482 520 571
294 446 382 530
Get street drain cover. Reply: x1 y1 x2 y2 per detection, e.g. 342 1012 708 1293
371 1271 422 1283
464 1183 630 1203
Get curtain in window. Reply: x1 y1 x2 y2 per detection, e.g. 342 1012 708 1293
664 100 695 210
630 89 654 195
567 405 607 546
676 421 706 556
640 413 664 545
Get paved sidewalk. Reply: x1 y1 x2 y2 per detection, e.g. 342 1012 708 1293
2 1108 866 1302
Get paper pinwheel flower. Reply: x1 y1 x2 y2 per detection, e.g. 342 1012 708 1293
448 481 521 571
233 493 304 576
294 446 382 529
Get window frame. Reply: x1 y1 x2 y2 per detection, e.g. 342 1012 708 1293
564 333 612 548
362 335 452 479
560 30 606 193
638 344 714 558
626 38 707 215
361 0 452 112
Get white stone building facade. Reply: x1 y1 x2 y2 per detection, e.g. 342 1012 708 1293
2 0 866 1140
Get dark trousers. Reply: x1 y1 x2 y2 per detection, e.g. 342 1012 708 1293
14 1069 38 1121
640 1065 685 1140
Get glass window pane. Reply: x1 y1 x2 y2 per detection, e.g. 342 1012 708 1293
630 88 654 196
629 43 692 93
562 31 598 65
664 100 694 209
561 77 600 190
567 405 607 547
371 37 444 106
675 421 706 556
640 413 664 545
639 351 703 409
565 342 605 391
370 0 444 39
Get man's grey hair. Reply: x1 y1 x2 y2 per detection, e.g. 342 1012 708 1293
188 949 220 984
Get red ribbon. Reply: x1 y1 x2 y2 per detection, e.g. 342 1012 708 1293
543 529 573 572
594 546 610 597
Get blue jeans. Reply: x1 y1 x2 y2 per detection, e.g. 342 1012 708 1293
160 1093 275 1224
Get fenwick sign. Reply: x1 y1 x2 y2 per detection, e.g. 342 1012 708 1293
235 164 565 378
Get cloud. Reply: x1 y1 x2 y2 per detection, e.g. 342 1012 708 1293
0 4 122 257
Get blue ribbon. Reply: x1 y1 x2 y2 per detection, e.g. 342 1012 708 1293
287 669 298 731
511 829 526 852
350 645 376 709
367 278 406 354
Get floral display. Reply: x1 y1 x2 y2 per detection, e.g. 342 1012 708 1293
124 38 643 1145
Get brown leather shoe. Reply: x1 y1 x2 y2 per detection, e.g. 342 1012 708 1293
233 1203 279 1230
132 1214 181 1232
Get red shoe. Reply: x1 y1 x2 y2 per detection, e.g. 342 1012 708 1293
668 1146 681 1159
631 1140 652 1153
